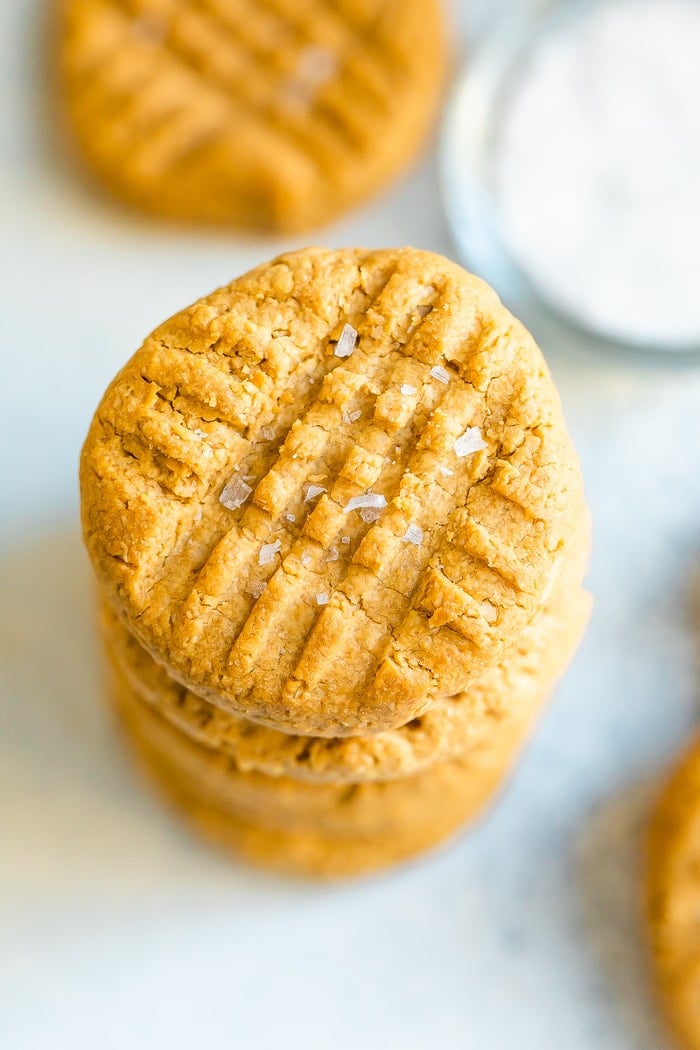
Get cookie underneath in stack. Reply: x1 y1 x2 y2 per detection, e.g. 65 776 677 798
81 247 591 877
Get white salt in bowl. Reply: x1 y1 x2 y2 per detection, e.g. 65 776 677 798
441 0 700 356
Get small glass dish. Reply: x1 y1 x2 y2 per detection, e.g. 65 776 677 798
440 0 700 358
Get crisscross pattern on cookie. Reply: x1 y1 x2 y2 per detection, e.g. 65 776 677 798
81 248 584 735
59 0 446 228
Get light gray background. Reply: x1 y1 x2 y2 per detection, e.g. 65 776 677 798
2 2 699 1047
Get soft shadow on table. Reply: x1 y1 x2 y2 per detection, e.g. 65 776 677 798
574 782 671 1050
0 526 295 904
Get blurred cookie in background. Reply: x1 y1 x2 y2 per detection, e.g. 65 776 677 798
647 734 700 1049
57 0 448 230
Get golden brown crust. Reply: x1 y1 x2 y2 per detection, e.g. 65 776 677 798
647 736 700 1050
57 0 448 231
81 247 586 735
99 567 591 784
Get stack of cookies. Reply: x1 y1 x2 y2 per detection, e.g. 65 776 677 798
81 247 591 878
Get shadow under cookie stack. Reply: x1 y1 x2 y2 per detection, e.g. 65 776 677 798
81 247 591 879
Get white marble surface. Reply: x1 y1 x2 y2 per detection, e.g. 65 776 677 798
2 2 700 1047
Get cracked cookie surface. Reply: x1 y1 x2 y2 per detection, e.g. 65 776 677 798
81 247 586 735
58 0 447 230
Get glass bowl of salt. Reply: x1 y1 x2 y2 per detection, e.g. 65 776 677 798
441 0 700 356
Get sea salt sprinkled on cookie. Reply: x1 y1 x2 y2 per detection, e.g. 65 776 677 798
402 523 423 545
360 508 383 523
260 426 275 440
304 483 326 502
286 513 296 523
400 383 417 396
220 477 252 510
340 535 351 545
258 539 282 566
430 365 449 384
342 408 361 424
80 247 586 739
192 428 207 439
325 547 340 562
316 592 330 606
334 324 358 358
344 493 387 515
246 579 266 599
453 427 487 458
439 465 455 477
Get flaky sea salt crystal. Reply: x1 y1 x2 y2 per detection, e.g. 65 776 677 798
439 465 455 477
301 551 313 567
342 408 361 424
220 477 252 510
340 535 351 545
402 523 423 545
299 45 337 82
344 493 387 515
260 426 275 441
453 427 487 458
304 483 326 502
400 383 417 396
279 45 338 111
430 365 450 384
258 539 282 566
247 580 266 599
286 513 296 523
334 323 358 358
316 592 330 606
325 547 340 562
359 508 383 523
192 428 207 439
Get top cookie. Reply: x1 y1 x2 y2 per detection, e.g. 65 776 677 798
80 247 585 736
58 0 447 231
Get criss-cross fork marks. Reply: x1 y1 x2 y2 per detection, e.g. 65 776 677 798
64 0 406 200
144 273 543 729
83 248 577 735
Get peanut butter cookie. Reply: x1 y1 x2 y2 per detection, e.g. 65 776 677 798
58 0 447 230
647 735 700 1050
109 657 549 876
125 746 508 879
100 557 591 783
81 247 587 736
